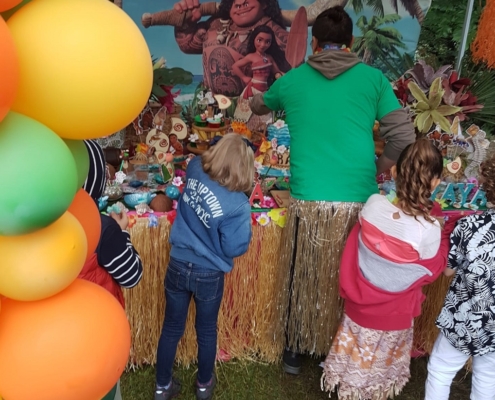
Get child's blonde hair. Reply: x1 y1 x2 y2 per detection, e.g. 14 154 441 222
201 133 254 192
395 138 443 222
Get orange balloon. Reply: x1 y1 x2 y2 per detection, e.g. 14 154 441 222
0 14 19 122
0 0 21 12
68 189 101 260
0 279 131 400
0 212 87 301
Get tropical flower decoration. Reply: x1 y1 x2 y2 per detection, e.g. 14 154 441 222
267 208 287 228
394 60 484 134
435 198 449 210
156 86 181 114
254 160 263 173
408 77 461 133
148 214 159 228
230 120 251 136
150 55 193 113
255 212 271 226
189 133 199 143
172 177 183 187
277 145 287 154
394 77 411 106
261 196 277 208
114 171 126 185
442 71 484 121
175 169 186 178
406 60 452 92
128 214 137 229
273 119 285 129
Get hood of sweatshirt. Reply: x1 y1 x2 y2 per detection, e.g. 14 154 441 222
82 139 106 202
307 50 361 79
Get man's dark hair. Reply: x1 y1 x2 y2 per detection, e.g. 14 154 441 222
311 6 353 48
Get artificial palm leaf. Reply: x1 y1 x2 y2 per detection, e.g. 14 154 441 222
463 61 495 129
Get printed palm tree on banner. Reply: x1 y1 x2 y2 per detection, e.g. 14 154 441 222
347 0 426 24
352 14 407 65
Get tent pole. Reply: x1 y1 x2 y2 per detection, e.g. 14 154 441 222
455 0 475 73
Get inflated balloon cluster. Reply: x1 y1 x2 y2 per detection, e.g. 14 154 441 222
0 0 152 399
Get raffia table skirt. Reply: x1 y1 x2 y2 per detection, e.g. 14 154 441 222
123 216 286 368
122 214 455 368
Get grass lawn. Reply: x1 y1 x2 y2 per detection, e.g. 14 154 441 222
122 355 472 399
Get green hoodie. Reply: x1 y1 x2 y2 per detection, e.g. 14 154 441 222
250 51 415 202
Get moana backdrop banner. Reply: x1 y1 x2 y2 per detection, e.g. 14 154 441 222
122 0 432 109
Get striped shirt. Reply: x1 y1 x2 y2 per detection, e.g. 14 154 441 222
83 139 143 289
97 215 143 288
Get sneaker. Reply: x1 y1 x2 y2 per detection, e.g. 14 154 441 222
283 349 302 375
154 378 181 400
196 374 216 400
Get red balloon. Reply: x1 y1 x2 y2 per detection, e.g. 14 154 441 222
0 279 131 400
0 15 19 122
0 0 21 12
68 189 101 260
0 0 31 20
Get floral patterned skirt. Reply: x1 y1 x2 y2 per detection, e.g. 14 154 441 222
321 314 413 400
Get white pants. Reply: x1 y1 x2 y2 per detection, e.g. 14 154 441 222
115 380 122 400
425 333 495 400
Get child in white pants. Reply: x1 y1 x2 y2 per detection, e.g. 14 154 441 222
426 333 495 400
425 155 495 400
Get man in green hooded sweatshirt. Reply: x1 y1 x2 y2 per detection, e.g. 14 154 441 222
250 5 415 374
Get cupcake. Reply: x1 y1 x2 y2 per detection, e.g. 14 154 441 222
194 113 208 127
207 113 224 128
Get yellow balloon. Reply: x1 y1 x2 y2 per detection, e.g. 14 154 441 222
0 212 87 301
8 0 152 140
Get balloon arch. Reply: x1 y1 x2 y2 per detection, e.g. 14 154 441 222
0 0 152 398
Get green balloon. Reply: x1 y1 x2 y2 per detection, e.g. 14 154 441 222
0 0 32 21
0 112 78 236
63 139 90 191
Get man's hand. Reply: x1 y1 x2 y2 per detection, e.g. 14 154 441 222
376 154 395 176
110 211 129 231
173 0 202 22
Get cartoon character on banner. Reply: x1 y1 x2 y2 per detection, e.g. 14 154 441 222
153 106 167 131
142 0 296 97
169 117 188 156
232 25 285 128
132 103 154 137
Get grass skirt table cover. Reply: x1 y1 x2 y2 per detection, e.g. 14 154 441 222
123 211 456 367
123 215 285 367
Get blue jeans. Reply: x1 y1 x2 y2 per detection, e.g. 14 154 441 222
156 257 225 386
